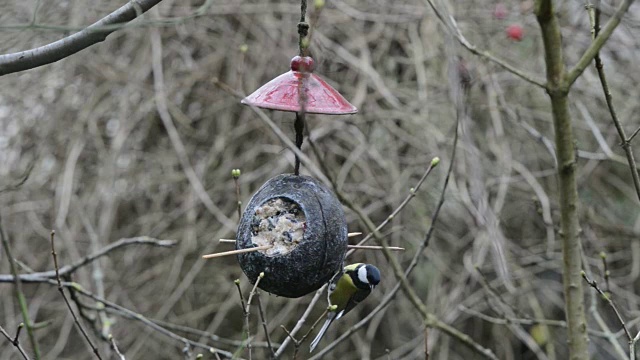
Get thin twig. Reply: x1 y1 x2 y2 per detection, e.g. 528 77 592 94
247 275 264 307
600 251 611 295
235 279 250 359
235 279 247 311
0 214 40 359
0 324 31 360
631 329 640 360
273 288 325 357
246 273 265 360
293 311 327 359
233 169 242 219
303 0 325 50
50 231 102 359
12 323 23 345
579 238 629 359
586 1 640 202
278 310 327 359
628 126 640 143
255 294 275 359
280 325 297 343
581 271 631 340
109 334 126 360
298 309 328 346
424 327 429 360
0 160 34 194
235 274 263 360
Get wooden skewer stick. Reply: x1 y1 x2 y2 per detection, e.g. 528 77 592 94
207 232 400 259
202 245 271 259
214 240 405 253
347 245 405 251
219 232 363 244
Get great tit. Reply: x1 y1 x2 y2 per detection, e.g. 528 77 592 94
309 263 381 352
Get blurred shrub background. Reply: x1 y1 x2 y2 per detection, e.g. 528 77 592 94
1 1 640 359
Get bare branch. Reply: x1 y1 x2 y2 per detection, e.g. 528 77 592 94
0 237 177 283
0 0 165 76
0 323 31 360
566 0 635 87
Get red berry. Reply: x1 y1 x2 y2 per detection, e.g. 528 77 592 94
506 24 524 41
290 56 315 72
493 3 508 20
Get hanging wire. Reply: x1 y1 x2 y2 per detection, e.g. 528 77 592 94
294 0 308 175
298 0 309 56
294 113 305 175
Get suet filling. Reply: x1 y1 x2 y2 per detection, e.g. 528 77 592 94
250 197 306 256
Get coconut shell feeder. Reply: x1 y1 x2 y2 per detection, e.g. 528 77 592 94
234 174 347 297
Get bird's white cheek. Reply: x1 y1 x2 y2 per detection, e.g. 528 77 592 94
357 266 368 284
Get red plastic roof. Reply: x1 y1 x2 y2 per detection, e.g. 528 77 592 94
241 56 358 115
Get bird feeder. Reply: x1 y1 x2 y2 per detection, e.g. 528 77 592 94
235 49 357 297
235 174 348 298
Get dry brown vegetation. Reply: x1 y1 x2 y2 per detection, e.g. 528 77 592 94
1 0 640 359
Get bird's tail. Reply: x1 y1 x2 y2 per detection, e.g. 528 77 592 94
309 317 333 352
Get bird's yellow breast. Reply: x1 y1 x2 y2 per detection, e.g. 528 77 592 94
329 264 361 309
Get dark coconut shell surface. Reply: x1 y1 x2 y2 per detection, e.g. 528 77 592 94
236 174 347 298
